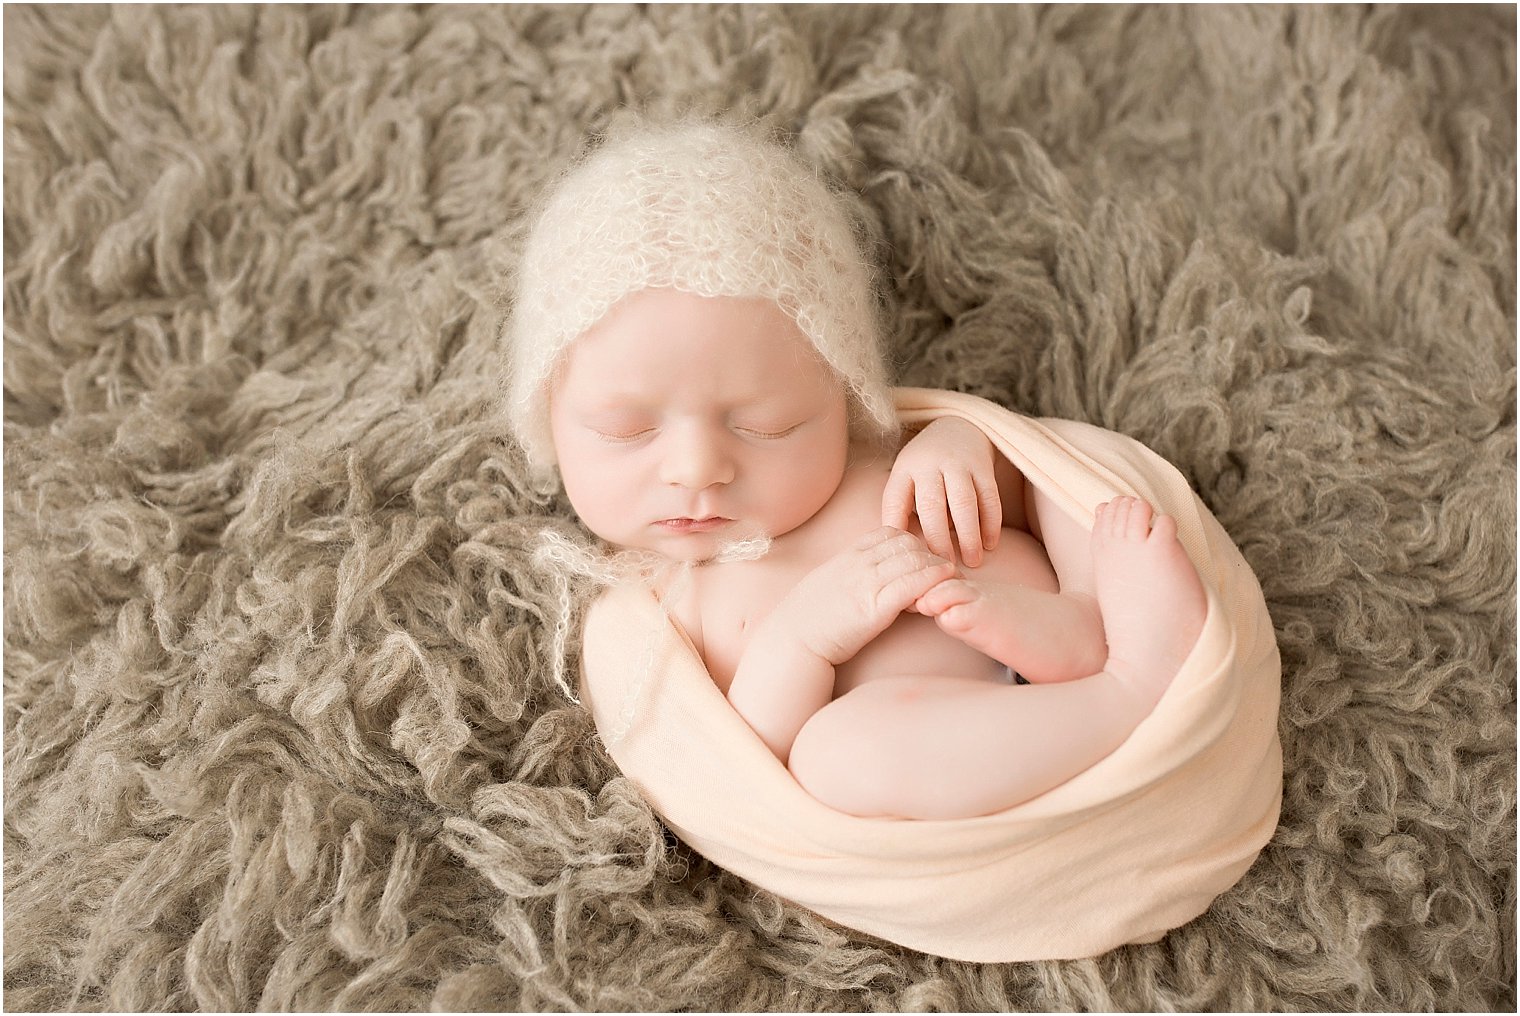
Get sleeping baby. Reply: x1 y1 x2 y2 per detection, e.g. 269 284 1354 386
505 121 1206 820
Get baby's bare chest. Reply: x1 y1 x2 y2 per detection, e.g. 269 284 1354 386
689 465 886 691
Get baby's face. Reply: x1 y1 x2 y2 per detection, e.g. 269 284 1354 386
549 289 851 561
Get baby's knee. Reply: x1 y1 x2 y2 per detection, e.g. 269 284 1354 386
788 686 915 817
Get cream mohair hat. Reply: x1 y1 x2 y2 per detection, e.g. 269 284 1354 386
504 120 899 473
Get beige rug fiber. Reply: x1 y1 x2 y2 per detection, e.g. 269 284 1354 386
4 4 1515 1011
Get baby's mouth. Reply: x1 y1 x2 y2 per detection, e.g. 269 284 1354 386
656 516 731 533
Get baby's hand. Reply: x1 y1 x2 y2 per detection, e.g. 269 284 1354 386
778 527 957 665
882 416 1002 567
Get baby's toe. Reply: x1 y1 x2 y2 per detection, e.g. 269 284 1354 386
1093 500 1116 540
935 600 979 635
1148 512 1178 544
917 578 977 617
1123 498 1154 540
1095 497 1133 540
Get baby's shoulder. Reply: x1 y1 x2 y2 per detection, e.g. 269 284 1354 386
789 452 894 546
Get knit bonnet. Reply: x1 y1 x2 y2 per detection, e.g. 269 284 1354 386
504 120 899 472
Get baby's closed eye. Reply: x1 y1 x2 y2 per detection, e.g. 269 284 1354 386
734 421 803 439
582 409 656 442
594 428 655 443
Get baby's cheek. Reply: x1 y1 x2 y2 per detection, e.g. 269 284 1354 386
574 459 647 538
559 456 627 527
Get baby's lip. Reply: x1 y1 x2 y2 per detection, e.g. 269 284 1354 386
656 516 732 533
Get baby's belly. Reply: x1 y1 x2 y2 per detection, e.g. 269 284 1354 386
833 609 1012 697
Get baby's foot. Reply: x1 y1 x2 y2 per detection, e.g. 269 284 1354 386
1090 496 1207 704
915 578 1103 684
914 578 986 640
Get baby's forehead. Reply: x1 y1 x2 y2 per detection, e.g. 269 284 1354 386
561 288 832 367
556 293 845 395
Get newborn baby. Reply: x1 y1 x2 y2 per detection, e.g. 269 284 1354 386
507 121 1206 820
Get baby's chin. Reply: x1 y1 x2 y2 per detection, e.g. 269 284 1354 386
617 521 776 565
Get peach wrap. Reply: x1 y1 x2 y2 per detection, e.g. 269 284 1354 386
579 388 1283 962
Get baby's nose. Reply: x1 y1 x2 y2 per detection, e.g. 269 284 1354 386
660 427 735 488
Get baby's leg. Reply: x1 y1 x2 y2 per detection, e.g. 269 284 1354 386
1088 496 1207 687
789 496 1207 819
789 673 1156 819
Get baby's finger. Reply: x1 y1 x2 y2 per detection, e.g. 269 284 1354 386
881 472 914 532
853 525 911 555
876 557 957 615
972 469 1003 550
868 542 946 594
944 473 984 567
913 474 955 560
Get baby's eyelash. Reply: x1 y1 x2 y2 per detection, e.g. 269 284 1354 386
738 424 801 439
591 423 800 443
594 428 653 444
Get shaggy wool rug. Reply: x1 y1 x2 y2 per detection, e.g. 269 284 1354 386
4 4 1515 1011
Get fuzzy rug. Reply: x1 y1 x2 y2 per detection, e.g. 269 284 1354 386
4 4 1515 1011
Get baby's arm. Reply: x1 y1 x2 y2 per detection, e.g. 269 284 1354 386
726 528 954 762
